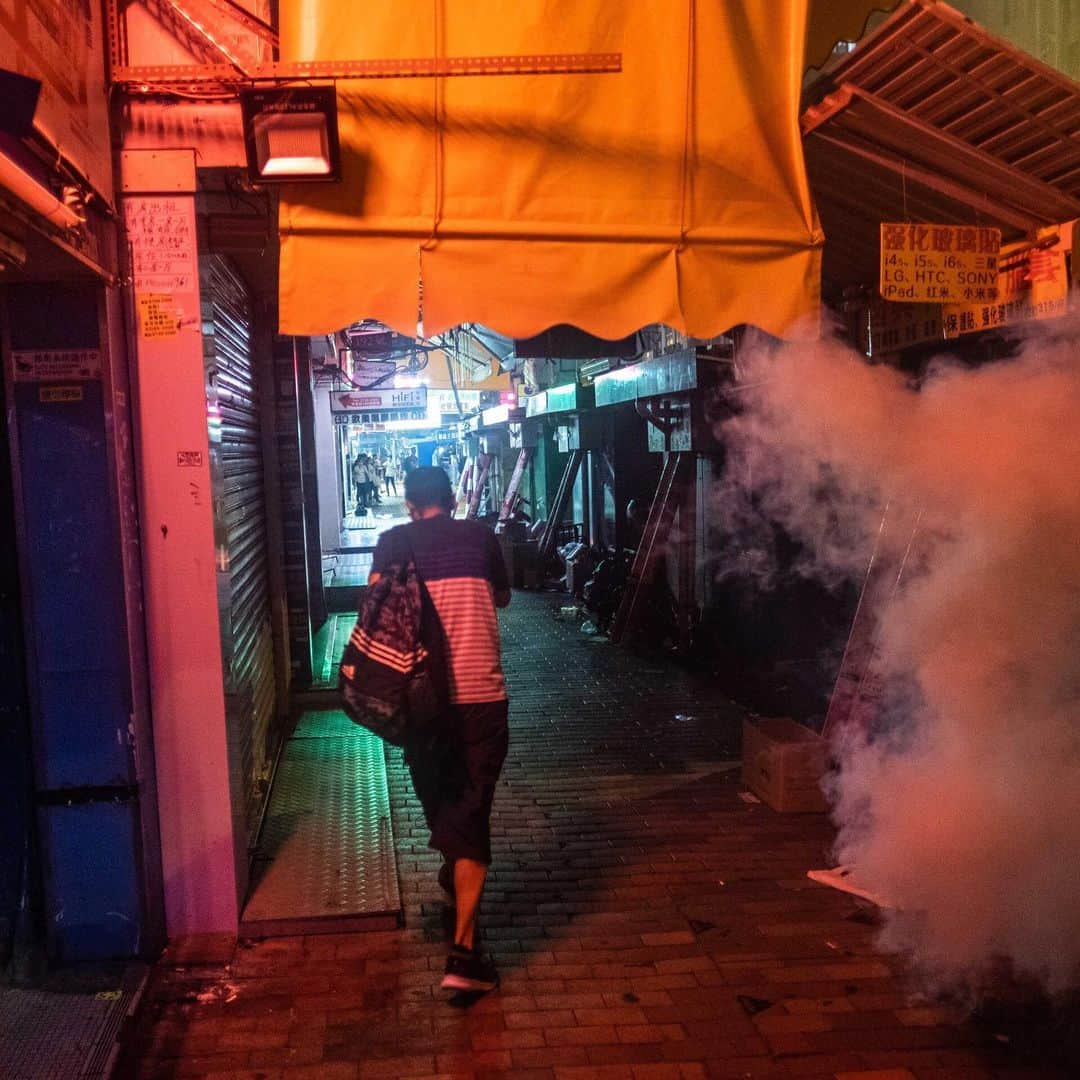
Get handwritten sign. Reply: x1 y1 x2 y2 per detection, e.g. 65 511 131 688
125 196 197 354
124 197 197 292
138 294 179 339
880 223 1000 303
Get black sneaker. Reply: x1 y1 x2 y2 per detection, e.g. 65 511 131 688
437 860 456 899
441 945 499 992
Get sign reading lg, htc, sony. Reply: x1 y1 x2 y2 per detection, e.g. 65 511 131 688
330 387 427 424
880 224 1001 303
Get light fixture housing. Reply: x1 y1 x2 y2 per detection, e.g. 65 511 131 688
240 86 341 184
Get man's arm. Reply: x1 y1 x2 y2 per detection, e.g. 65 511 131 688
368 530 396 587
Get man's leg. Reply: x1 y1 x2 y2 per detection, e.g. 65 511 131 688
432 702 508 960
452 859 487 950
422 702 508 992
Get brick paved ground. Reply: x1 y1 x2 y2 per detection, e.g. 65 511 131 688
120 592 1066 1079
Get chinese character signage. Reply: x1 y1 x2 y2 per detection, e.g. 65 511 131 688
39 385 83 403
11 349 102 381
858 303 943 358
330 386 428 424
330 388 427 412
138 294 180 339
433 389 481 416
880 223 1001 303
942 242 1068 339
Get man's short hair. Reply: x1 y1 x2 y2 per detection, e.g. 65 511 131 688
405 466 454 511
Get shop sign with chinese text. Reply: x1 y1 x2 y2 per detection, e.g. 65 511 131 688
880 223 1000 303
858 302 942 357
942 242 1069 339
330 386 427 424
11 349 103 381
433 389 481 416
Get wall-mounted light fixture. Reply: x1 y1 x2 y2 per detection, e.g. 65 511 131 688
240 86 341 183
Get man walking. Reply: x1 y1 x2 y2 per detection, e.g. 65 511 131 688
368 467 510 992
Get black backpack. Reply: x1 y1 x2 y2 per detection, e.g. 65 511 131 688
338 549 446 746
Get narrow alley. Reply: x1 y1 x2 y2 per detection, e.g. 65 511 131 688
120 593 1061 1080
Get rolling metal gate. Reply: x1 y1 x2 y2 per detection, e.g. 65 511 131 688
201 256 278 895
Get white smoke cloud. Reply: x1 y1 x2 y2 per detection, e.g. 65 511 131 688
719 321 1080 996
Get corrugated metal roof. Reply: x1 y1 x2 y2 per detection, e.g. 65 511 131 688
802 0 1080 290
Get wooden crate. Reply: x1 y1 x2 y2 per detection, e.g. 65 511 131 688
742 716 829 813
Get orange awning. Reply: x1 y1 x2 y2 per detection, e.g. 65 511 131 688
277 1 822 341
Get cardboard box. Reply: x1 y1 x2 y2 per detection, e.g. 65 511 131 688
742 717 829 813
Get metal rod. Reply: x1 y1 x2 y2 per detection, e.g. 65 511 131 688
537 449 583 560
465 453 493 520
112 52 623 87
498 447 533 523
610 452 690 645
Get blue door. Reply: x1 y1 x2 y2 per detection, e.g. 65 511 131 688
6 283 143 961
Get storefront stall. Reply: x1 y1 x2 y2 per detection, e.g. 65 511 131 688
593 349 726 656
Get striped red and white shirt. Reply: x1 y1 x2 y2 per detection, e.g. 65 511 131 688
371 516 509 704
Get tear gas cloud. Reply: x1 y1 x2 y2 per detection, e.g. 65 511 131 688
718 321 1080 996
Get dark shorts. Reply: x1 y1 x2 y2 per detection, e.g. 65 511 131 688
404 699 509 865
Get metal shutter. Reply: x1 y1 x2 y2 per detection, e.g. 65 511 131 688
201 255 277 879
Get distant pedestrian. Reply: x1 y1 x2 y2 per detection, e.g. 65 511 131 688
356 453 373 507
358 454 379 506
368 467 510 993
367 455 382 504
383 458 397 497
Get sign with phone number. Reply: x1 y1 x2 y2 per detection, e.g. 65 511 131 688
880 223 1000 303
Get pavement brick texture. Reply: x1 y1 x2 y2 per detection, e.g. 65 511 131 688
118 592 1066 1079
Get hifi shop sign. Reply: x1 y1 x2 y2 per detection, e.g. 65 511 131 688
330 386 427 423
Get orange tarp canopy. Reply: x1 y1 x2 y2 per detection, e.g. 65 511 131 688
278 1 823 341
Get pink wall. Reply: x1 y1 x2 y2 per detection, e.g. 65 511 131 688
123 156 239 938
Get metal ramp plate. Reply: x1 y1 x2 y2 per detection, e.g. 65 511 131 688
0 964 146 1079
313 613 354 688
241 710 401 935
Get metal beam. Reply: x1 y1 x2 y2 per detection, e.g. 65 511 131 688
809 131 1045 235
498 447 533 523
111 52 622 88
537 450 583 560
807 85 1080 223
822 503 923 742
610 452 694 646
454 457 474 515
139 0 248 72
465 453 494 520
201 0 279 49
